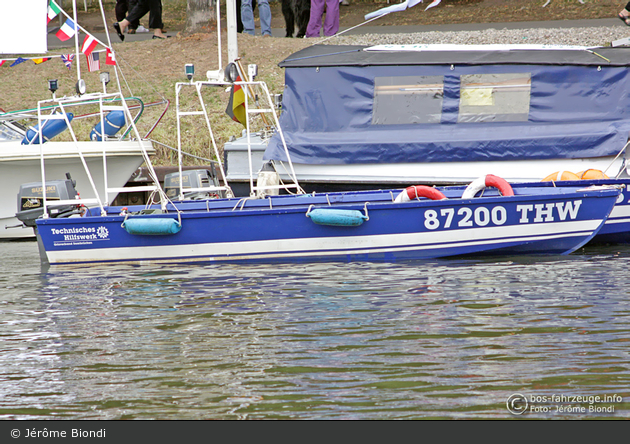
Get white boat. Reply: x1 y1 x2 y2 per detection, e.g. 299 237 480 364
0 1 157 239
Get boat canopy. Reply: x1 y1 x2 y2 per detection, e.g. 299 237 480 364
264 44 630 165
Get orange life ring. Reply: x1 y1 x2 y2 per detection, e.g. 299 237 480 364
577 169 609 180
394 185 447 203
542 171 580 182
462 174 514 199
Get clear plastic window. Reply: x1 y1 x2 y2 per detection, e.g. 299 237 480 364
458 73 531 123
372 75 444 125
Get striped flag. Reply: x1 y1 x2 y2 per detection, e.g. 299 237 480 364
33 57 52 65
105 49 116 66
424 0 441 10
86 52 100 72
56 19 77 41
81 34 98 56
61 54 75 70
47 0 61 24
225 76 247 127
0 60 6 67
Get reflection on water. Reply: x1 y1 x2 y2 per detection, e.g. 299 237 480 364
0 241 629 419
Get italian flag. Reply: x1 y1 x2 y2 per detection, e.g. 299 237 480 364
56 18 77 41
47 0 61 24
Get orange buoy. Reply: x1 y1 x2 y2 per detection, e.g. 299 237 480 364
577 169 609 180
541 171 580 182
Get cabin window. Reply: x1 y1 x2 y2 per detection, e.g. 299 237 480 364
458 73 531 123
372 76 444 125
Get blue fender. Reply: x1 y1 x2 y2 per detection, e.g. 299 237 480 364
22 113 74 144
90 111 126 141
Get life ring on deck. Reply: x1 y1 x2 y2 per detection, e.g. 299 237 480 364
541 171 580 182
577 169 609 180
461 174 514 199
394 185 447 203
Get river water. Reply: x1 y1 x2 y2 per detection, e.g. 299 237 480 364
1 240 629 420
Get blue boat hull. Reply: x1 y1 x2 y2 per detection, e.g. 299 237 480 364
33 187 619 265
446 178 630 245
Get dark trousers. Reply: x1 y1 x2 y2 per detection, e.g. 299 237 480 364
126 0 163 30
115 0 139 29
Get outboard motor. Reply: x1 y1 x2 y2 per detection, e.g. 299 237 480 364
16 173 81 228
164 166 224 200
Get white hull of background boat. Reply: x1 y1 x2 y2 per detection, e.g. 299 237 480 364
0 140 154 239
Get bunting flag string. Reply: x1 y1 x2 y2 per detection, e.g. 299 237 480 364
81 35 98 57
47 0 62 24
61 54 75 70
56 18 78 42
106 49 116 66
364 0 441 21
10 58 28 68
0 50 108 68
86 52 100 72
48 2 109 50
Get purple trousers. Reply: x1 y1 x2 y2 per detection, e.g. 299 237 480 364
305 0 339 37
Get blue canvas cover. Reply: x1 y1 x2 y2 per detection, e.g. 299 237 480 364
264 45 630 165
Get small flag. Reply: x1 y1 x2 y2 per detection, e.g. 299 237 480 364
47 0 61 24
225 76 247 127
10 57 28 67
0 60 6 67
86 52 100 72
56 18 77 41
61 54 75 70
105 48 116 66
32 57 51 65
81 34 98 56
424 0 441 10
365 0 423 20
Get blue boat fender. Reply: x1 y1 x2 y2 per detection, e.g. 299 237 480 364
22 113 74 145
122 217 182 235
306 205 369 227
90 111 126 141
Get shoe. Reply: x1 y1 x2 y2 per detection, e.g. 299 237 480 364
152 35 171 39
113 22 124 41
619 13 630 26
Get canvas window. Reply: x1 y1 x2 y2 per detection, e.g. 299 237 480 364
458 73 531 123
372 76 444 125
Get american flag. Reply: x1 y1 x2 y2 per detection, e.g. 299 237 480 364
86 52 100 72
61 54 75 70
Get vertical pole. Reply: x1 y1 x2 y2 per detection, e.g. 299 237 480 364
226 0 238 64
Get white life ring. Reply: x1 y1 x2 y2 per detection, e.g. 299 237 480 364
461 174 514 199
394 185 447 203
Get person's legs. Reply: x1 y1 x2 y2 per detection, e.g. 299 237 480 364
115 0 129 22
322 0 338 36
305 0 324 37
127 0 140 31
119 0 150 33
147 0 165 36
258 0 271 36
619 2 630 23
241 0 256 35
